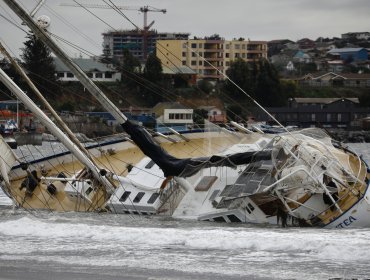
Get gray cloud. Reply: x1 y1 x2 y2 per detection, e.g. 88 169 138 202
0 0 369 58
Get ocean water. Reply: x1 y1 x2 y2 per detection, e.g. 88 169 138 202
0 143 370 280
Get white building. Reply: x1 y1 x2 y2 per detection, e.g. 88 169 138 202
54 57 121 82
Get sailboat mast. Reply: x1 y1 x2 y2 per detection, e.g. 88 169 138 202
0 68 115 192
2 0 127 124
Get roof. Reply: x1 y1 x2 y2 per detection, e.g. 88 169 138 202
294 97 359 104
151 102 188 115
162 66 197 75
53 57 114 72
328 48 366 54
304 72 370 80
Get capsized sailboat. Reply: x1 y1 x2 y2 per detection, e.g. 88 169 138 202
1 0 369 228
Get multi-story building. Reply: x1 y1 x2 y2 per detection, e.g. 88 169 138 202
102 30 190 62
156 37 268 80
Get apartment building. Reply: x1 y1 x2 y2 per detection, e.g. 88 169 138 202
103 30 190 62
156 38 267 80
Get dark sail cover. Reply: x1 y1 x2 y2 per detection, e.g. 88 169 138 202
121 120 271 177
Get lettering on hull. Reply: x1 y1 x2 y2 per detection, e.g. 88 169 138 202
335 216 357 228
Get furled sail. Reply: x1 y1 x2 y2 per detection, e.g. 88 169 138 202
122 120 271 177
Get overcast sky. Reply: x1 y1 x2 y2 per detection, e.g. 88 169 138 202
0 0 369 58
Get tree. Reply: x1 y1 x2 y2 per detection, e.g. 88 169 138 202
120 49 141 87
21 33 59 102
143 53 163 83
224 58 252 100
254 59 285 107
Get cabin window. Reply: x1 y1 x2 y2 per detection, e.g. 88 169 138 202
337 113 342 122
57 72 65 78
227 215 241 222
87 72 93 78
145 160 155 169
247 203 255 211
105 72 113 78
119 191 131 202
147 193 160 204
311 113 316 122
95 73 103 78
195 176 217 191
213 216 226 222
133 192 145 203
85 187 93 195
66 72 74 78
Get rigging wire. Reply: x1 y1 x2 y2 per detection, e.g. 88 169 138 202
72 0 118 32
102 0 139 30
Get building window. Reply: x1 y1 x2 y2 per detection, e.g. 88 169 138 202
337 113 342 122
87 72 93 78
327 113 331 122
234 44 240 49
199 61 202 65
182 52 186 57
133 192 145 203
226 61 230 66
225 44 230 49
311 113 316 121
225 53 230 58
182 61 186 65
191 43 197 48
66 72 74 78
199 43 203 48
95 73 103 78
191 61 197 66
57 72 65 78
192 52 196 57
235 53 240 58
105 72 113 78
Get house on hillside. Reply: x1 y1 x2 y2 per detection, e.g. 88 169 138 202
162 66 197 86
255 97 369 129
293 50 312 63
327 48 368 62
297 38 316 49
197 105 226 124
152 102 193 132
54 57 121 82
298 72 370 87
341 32 370 40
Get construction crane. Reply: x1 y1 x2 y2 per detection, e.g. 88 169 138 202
61 3 167 59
